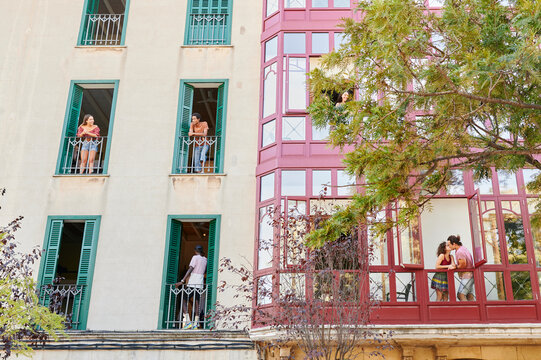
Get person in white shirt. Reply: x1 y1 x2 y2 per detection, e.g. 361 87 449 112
175 245 207 329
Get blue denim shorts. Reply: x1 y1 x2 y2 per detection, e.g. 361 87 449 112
81 140 99 152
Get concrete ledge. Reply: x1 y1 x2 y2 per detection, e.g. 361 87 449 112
169 173 227 177
52 174 110 178
181 45 234 48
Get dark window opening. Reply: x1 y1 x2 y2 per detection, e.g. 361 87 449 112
56 222 85 283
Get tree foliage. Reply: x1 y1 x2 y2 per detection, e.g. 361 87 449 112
0 190 66 359
307 0 541 245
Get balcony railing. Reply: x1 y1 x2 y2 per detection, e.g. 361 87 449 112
59 136 107 175
81 14 124 46
39 284 84 329
164 284 210 329
175 135 220 174
186 13 229 45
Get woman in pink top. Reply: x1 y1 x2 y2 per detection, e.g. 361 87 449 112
76 114 100 174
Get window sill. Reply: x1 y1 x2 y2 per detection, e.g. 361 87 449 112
75 46 127 50
181 45 233 48
53 174 110 178
169 173 227 177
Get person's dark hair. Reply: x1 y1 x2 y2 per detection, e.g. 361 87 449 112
437 242 447 256
81 114 93 126
195 245 205 256
192 112 201 120
447 235 462 246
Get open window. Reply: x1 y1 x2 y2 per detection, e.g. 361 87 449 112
160 217 219 329
56 82 117 175
37 217 100 330
393 205 423 269
468 190 487 266
173 81 227 174
185 0 232 45
78 0 129 46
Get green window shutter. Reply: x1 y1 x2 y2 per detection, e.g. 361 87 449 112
41 220 63 287
73 220 97 330
177 84 193 173
81 0 100 45
187 0 231 45
163 220 182 328
215 84 224 173
59 85 83 174
206 220 217 316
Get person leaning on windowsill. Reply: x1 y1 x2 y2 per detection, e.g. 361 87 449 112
189 113 209 173
447 235 475 301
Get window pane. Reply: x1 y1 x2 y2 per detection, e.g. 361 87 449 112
337 170 355 196
528 199 541 266
502 203 527 264
482 204 502 264
266 0 278 15
333 0 350 7
312 0 328 7
368 211 388 265
262 120 276 147
284 33 306 54
454 272 476 301
265 36 278 62
428 0 444 6
312 170 331 196
334 32 346 50
484 271 506 301
282 117 305 140
281 170 306 196
260 173 275 201
447 169 465 195
396 273 416 302
428 272 450 302
312 33 329 54
339 272 360 302
399 217 422 266
284 57 307 110
280 273 305 300
523 169 540 194
263 63 277 118
511 271 532 300
257 275 273 305
312 123 330 140
314 272 333 301
285 0 305 7
475 177 494 194
431 32 445 51
258 206 274 270
370 272 390 302
497 170 518 194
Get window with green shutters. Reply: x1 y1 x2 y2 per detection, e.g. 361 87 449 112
185 0 233 45
56 81 118 175
159 216 221 329
173 80 228 174
37 217 100 330
78 0 130 46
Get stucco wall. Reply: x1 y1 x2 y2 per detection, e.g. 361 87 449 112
0 0 261 330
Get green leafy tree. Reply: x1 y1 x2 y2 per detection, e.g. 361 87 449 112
307 0 541 245
0 189 66 359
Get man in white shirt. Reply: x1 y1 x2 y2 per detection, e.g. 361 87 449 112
175 245 207 329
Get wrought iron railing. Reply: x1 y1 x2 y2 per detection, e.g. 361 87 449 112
164 284 209 329
81 14 124 46
186 13 229 45
175 135 220 174
39 284 84 329
59 136 107 175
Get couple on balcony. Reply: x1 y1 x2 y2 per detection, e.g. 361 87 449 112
189 113 210 173
431 235 474 302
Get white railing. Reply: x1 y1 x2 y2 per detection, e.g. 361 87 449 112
164 284 209 329
176 135 219 174
39 284 84 329
59 136 107 175
187 13 229 45
81 14 124 46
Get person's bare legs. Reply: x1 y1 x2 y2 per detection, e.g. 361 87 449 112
436 289 443 301
80 150 88 174
442 291 449 301
88 150 97 174
457 292 467 301
466 293 475 301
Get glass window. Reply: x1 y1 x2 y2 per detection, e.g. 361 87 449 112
454 272 476 300
502 201 527 264
281 170 306 196
368 211 388 266
285 0 306 7
312 123 330 140
497 170 518 194
484 271 506 300
284 57 307 110
282 117 305 140
370 273 390 302
334 32 346 50
333 0 350 7
263 63 277 118
284 33 306 54
266 0 279 16
337 170 355 196
258 206 274 270
428 0 444 6
312 170 331 196
312 33 329 54
482 201 502 264
257 275 273 305
396 273 416 302
312 0 328 7
511 271 532 300
528 199 541 266
475 177 494 194
428 272 450 302
447 169 465 195
262 120 276 147
523 169 540 194
265 36 278 62
260 173 275 201
431 32 445 51
280 273 305 300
